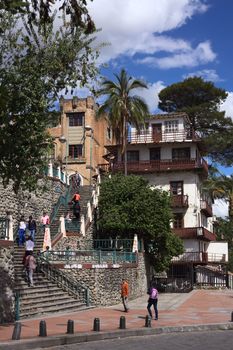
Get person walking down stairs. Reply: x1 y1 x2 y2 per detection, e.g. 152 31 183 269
28 215 37 241
18 216 26 246
24 251 37 287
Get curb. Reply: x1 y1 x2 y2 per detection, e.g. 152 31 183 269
1 323 233 350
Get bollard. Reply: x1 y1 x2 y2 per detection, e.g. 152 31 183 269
67 319 74 334
231 312 233 322
145 315 151 328
39 320 47 337
12 322 21 340
119 316 126 329
93 317 100 331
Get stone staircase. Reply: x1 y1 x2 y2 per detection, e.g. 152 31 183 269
14 229 87 319
50 185 93 240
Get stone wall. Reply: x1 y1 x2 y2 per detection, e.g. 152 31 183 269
0 242 14 323
0 178 67 227
62 253 148 306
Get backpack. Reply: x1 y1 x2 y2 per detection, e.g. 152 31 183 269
150 288 158 299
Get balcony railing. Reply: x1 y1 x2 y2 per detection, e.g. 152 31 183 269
173 227 216 241
200 200 213 217
103 158 208 175
171 195 189 208
172 251 226 263
128 129 200 144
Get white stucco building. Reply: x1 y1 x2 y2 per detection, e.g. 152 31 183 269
101 112 228 288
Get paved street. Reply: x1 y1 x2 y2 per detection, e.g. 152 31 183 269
37 330 233 350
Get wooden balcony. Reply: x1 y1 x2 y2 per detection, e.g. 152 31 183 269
200 200 213 217
128 129 200 144
173 227 216 241
172 251 226 263
171 195 189 208
98 158 208 176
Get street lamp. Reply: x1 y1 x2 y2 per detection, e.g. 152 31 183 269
59 135 68 184
84 125 94 187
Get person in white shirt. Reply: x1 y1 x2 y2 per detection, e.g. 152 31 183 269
18 216 26 246
25 236 34 255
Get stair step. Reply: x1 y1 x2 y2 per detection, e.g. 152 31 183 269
20 297 83 313
20 302 87 319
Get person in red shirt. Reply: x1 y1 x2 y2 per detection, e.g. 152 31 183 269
72 192 81 203
121 279 129 312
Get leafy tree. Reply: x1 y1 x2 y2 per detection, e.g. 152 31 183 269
0 1 99 193
215 218 233 272
203 169 233 220
97 173 184 271
96 69 150 176
158 77 233 166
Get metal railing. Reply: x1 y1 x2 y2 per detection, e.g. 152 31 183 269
0 218 9 240
172 251 226 263
38 256 90 306
50 185 72 225
41 250 137 264
128 129 200 144
65 219 81 233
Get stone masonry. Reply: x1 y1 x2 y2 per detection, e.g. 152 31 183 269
0 243 14 323
62 253 147 306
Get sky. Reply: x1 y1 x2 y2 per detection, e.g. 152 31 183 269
84 0 232 217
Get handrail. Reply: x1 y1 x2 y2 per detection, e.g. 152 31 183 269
38 256 90 306
41 249 137 264
50 184 72 224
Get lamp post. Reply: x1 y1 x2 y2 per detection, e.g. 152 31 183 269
59 135 68 184
84 125 94 187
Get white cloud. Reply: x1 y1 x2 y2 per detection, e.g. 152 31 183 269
213 200 228 219
183 69 222 82
137 81 166 113
87 0 211 65
137 41 216 69
220 92 233 120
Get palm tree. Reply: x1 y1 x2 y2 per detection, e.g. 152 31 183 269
96 69 149 176
203 169 233 220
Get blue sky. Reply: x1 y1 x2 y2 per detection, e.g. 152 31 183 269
85 0 233 216
85 0 233 119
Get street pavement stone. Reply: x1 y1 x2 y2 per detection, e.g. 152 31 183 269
0 289 233 346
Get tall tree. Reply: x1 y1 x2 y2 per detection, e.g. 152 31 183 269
158 77 233 166
96 69 150 175
98 174 183 271
0 1 99 193
203 170 233 220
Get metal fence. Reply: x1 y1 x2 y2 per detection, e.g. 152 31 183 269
41 250 137 265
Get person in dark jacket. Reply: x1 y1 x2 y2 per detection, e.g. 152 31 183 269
28 215 37 241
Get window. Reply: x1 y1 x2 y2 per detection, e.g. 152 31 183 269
107 127 112 140
165 120 178 133
127 150 139 162
170 181 183 195
69 145 83 158
68 112 84 127
173 213 184 228
172 147 190 160
150 148 160 161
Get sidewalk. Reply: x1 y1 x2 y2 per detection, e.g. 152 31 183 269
1 289 233 348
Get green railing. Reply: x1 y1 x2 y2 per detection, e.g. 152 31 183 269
65 219 81 233
83 239 143 252
38 256 90 306
50 184 72 225
0 218 9 240
42 250 137 264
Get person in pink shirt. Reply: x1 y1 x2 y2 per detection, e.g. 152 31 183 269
41 212 50 231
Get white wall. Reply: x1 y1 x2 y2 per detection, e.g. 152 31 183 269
207 242 228 262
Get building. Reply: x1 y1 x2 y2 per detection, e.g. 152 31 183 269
49 96 112 185
99 112 228 289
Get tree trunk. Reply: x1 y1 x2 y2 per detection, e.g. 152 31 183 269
123 114 127 176
229 194 233 221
